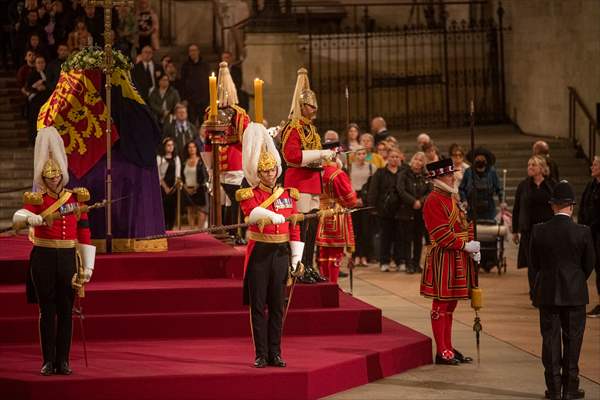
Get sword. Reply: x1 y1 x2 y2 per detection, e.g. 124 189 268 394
283 261 304 330
136 206 375 241
347 254 355 296
72 297 89 367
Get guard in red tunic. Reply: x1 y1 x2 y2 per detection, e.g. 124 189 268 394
12 126 96 376
421 158 480 365
281 68 335 283
202 61 250 227
316 157 357 283
237 122 304 368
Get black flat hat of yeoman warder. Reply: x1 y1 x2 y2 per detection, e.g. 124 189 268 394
549 180 576 205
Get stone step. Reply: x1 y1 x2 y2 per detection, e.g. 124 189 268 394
0 87 21 98
0 178 33 190
0 170 34 179
0 120 27 129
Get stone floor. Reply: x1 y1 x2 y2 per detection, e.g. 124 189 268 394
326 240 600 400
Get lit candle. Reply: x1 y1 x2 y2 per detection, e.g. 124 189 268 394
209 72 217 120
254 78 264 124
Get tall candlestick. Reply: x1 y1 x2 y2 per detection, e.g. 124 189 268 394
254 78 264 124
209 72 217 120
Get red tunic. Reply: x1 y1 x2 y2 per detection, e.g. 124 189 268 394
281 117 322 194
23 189 91 247
204 106 250 172
238 184 301 276
420 187 477 300
316 165 357 251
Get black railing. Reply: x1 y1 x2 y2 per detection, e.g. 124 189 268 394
300 1 509 132
569 86 599 162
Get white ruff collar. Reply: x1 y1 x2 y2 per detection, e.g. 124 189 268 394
433 179 458 194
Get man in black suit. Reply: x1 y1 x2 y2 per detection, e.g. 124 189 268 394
132 45 163 102
529 180 595 400
370 116 390 145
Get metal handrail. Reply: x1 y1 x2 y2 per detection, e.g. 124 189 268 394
568 86 599 162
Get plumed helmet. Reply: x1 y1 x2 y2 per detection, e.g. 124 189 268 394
34 126 69 189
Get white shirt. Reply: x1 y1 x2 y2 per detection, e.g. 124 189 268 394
156 155 181 180
184 163 198 188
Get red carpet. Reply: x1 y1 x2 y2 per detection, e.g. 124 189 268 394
0 233 432 399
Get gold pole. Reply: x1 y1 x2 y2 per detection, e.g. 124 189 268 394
212 146 222 226
86 0 133 252
176 179 182 230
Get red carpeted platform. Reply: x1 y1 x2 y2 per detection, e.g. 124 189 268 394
0 233 432 400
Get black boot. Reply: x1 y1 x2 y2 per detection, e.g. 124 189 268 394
434 354 459 365
40 362 54 376
269 354 286 367
55 361 72 375
254 356 268 368
452 349 473 363
308 265 327 282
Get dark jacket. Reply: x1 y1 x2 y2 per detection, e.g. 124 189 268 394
459 166 502 220
529 215 595 307
367 166 400 218
132 60 164 101
512 177 556 233
578 178 600 235
373 129 390 145
162 120 197 161
397 167 431 221
148 86 181 125
545 156 560 182
180 158 208 189
180 57 210 105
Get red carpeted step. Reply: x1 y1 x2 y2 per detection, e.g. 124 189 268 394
0 234 245 284
0 280 340 317
0 294 381 343
0 318 432 400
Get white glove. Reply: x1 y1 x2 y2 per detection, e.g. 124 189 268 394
464 240 481 253
301 150 324 166
320 149 336 161
82 268 93 283
77 243 96 282
248 207 285 225
290 241 305 272
270 213 285 225
27 214 44 227
470 251 481 263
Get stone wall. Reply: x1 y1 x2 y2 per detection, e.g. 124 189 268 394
494 0 600 146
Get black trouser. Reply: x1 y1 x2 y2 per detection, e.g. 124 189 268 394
402 217 424 268
162 191 176 230
539 305 586 394
247 242 289 359
30 246 76 365
378 216 404 265
300 210 318 268
221 183 241 231
351 197 372 258
594 233 600 296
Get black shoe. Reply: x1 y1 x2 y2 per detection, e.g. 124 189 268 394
40 362 54 376
452 349 473 363
55 361 72 375
563 389 585 400
309 268 327 282
269 355 286 367
544 390 561 400
434 354 459 365
298 274 316 284
338 271 349 278
587 304 600 318
254 356 268 368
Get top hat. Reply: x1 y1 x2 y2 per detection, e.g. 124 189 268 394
549 180 576 205
426 157 455 178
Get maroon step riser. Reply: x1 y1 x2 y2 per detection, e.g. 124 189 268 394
0 308 382 343
0 284 340 317
0 255 246 285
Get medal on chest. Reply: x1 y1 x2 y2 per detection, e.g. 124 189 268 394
274 197 293 210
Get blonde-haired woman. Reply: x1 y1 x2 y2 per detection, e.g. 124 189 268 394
512 155 556 300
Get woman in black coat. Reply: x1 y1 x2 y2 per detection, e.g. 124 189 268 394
512 155 556 299
397 152 431 274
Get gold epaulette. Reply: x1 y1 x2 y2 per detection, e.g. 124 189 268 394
72 187 90 202
23 191 43 205
235 187 254 202
287 187 300 200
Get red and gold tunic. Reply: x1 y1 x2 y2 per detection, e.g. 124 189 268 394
281 117 322 194
420 187 477 300
204 106 250 172
237 184 301 275
316 164 357 251
23 188 91 247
